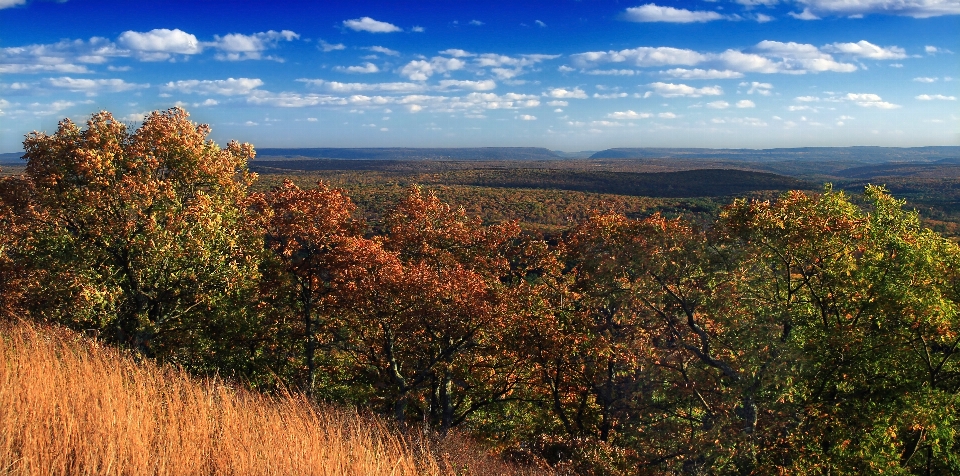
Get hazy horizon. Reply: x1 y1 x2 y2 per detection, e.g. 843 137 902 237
1 0 958 152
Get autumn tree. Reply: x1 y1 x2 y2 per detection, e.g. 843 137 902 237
256 179 361 395
327 187 526 432
15 108 264 373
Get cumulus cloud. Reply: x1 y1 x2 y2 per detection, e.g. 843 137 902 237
45 77 147 94
335 62 380 73
789 8 821 19
795 0 960 18
399 57 466 80
916 94 956 100
518 114 537 120
914 77 938 82
583 69 637 76
645 82 723 98
440 49 474 57
623 4 726 22
365 46 400 56
571 47 706 68
707 100 730 109
437 79 496 91
608 110 652 119
320 40 346 52
209 30 299 61
0 0 27 9
661 68 744 79
546 87 588 99
845 92 900 108
343 17 402 33
754 41 857 72
736 99 756 108
659 112 678 118
474 53 560 79
118 29 202 60
547 100 568 106
823 40 906 59
162 77 264 96
741 81 774 95
298 79 424 93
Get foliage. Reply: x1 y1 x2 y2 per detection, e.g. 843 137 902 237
3 108 960 474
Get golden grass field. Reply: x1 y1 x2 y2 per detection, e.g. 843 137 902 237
0 321 536 476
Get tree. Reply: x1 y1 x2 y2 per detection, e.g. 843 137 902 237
16 108 264 373
329 187 525 432
257 179 361 395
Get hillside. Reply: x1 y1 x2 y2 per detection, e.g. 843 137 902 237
0 321 537 476
255 147 562 161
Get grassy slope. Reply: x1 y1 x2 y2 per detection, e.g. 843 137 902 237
0 321 539 476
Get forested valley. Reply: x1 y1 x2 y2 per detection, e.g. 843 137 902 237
2 109 959 475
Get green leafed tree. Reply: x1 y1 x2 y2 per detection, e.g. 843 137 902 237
13 108 265 374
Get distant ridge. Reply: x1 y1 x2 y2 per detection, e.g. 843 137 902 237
255 147 562 161
590 146 960 162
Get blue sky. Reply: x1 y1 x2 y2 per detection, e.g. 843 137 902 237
1 0 958 152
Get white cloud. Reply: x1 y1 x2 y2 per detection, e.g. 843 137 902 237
707 100 730 109
118 29 202 60
469 20 485 26
662 68 744 79
754 41 857 72
343 17 402 33
741 81 774 95
437 79 496 91
335 62 380 73
0 63 91 74
608 110 652 119
411 26 425 32
195 99 219 107
406 104 423 112
400 57 465 80
163 77 264 96
547 100 568 106
788 8 821 19
320 40 346 52
623 4 726 22
583 69 637 76
916 94 956 100
46 77 147 94
823 40 906 60
0 0 27 9
440 49 473 57
366 46 400 56
594 92 629 99
646 82 723 98
795 0 960 18
474 53 560 79
535 20 547 27
658 112 678 118
736 99 756 108
845 92 900 108
795 95 820 101
546 87 588 99
571 47 705 68
209 30 299 61
298 79 424 93
925 45 941 54
755 13 775 22
913 77 938 82
518 114 537 120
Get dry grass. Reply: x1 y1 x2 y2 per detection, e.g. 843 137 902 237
0 321 541 476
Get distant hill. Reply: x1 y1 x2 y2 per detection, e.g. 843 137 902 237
0 152 23 164
590 147 960 163
255 147 562 161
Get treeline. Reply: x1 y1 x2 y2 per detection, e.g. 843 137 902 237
2 109 960 474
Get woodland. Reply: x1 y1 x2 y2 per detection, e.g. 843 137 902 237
2 108 960 475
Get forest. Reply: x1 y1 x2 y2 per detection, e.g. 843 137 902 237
2 108 959 475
